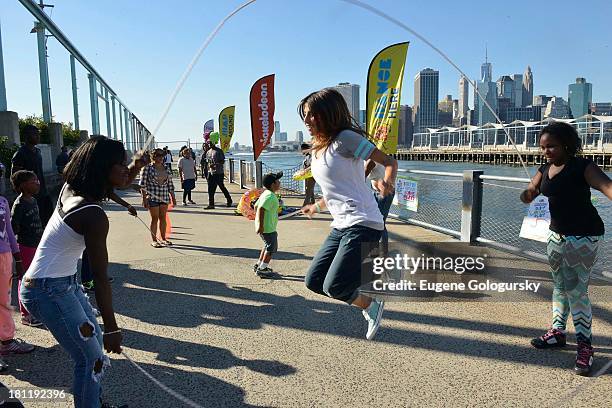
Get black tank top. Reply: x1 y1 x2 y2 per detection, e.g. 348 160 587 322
538 157 604 236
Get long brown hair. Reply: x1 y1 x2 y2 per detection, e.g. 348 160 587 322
298 88 366 153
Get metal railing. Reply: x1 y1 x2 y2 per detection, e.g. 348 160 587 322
225 158 610 278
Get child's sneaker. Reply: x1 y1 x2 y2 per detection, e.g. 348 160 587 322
256 267 275 278
575 341 594 376
0 339 35 355
83 280 95 292
253 264 259 274
21 316 43 327
531 328 567 349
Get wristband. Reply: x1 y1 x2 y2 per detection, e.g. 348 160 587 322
315 202 321 213
103 329 121 336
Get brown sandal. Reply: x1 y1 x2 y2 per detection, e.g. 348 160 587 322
151 242 163 248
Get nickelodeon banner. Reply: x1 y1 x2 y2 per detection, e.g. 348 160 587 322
203 119 214 142
219 106 235 152
366 42 409 154
250 74 275 160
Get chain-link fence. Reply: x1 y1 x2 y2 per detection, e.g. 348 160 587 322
261 162 305 196
388 170 463 235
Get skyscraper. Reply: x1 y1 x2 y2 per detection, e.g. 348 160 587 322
295 131 304 143
398 105 413 147
414 68 439 133
511 74 523 107
544 97 571 119
522 66 533 107
474 56 498 125
438 95 454 126
458 76 469 118
497 75 514 104
568 77 592 118
333 82 360 121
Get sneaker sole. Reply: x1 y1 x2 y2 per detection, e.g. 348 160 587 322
21 321 43 327
366 301 384 340
530 339 567 349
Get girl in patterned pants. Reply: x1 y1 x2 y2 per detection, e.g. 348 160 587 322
521 122 611 376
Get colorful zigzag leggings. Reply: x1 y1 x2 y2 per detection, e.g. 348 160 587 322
546 233 601 344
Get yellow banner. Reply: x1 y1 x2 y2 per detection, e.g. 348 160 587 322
366 42 409 154
219 105 235 152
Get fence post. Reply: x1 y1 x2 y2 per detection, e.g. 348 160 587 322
460 170 483 243
229 158 235 184
239 159 245 189
255 161 263 188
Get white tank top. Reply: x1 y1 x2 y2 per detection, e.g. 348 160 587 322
25 195 102 279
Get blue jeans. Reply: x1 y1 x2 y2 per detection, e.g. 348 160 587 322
375 191 394 255
20 275 108 408
305 225 382 303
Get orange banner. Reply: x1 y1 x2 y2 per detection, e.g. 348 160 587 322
250 74 275 161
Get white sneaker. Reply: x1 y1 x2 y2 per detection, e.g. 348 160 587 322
365 299 384 340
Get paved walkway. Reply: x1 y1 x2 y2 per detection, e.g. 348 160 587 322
1 181 611 407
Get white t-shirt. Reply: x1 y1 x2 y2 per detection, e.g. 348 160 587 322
178 157 196 180
311 130 384 231
164 153 172 164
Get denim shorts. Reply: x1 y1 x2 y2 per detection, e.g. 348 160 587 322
148 199 167 207
260 232 278 253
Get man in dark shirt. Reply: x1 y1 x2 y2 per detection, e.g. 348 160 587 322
205 141 232 209
11 125 54 226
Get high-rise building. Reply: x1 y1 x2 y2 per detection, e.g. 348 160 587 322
452 99 459 120
274 121 281 141
398 105 413 147
590 102 612 116
458 76 469 118
279 132 288 142
359 109 366 129
533 95 552 107
497 76 514 102
497 97 512 123
544 96 571 119
506 106 542 122
522 66 533 107
511 74 523 107
474 56 498 126
414 68 439 132
295 131 304 143
568 77 592 118
333 82 360 121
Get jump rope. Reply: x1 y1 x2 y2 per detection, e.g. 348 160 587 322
99 1 605 406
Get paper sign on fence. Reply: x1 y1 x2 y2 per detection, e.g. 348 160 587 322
393 176 418 212
519 195 551 243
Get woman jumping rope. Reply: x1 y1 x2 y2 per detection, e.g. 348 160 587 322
520 122 611 376
300 88 397 340
20 137 147 407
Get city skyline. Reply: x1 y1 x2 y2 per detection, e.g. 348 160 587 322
3 0 611 146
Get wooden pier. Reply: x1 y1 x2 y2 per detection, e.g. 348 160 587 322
393 149 612 169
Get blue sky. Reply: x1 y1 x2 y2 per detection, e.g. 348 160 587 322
2 0 611 147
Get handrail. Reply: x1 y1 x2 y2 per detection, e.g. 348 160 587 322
17 0 149 133
398 169 464 177
479 175 531 183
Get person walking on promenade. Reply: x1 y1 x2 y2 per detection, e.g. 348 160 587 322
178 147 198 205
140 148 176 247
11 125 54 226
10 170 44 327
301 143 316 206
200 144 210 179
254 172 282 278
520 122 612 376
163 146 173 175
205 140 232 209
300 88 398 340
19 136 147 407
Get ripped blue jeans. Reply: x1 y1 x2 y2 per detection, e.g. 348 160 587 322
20 274 109 408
